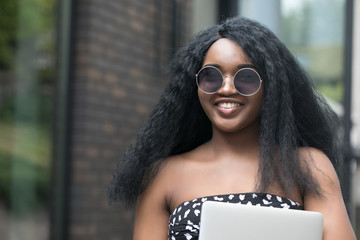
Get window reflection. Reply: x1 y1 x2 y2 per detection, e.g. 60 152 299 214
239 0 345 113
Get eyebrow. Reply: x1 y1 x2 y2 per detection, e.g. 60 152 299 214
203 63 257 70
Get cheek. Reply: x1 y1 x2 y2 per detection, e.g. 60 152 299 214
197 90 212 116
197 89 206 108
246 88 264 115
253 91 264 115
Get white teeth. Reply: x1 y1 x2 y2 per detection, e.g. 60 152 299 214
217 102 241 108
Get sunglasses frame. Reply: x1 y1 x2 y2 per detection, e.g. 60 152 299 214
195 65 263 96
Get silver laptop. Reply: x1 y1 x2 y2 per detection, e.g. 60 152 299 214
199 201 323 240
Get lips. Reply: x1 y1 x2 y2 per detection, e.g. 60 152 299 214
216 102 241 109
214 100 244 115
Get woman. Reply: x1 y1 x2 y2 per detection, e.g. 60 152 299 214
109 17 355 239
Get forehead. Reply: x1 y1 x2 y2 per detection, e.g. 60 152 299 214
203 38 252 68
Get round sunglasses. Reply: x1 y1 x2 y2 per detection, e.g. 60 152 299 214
196 66 263 96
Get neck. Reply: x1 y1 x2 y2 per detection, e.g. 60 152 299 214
208 124 261 160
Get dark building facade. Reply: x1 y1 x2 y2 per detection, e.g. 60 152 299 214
54 1 193 239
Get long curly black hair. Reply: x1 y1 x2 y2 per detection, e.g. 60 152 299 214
108 17 342 206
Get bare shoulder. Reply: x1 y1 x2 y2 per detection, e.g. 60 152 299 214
138 144 205 205
299 147 356 239
298 147 342 200
138 154 186 202
298 147 334 168
133 151 196 240
298 147 338 186
133 146 208 240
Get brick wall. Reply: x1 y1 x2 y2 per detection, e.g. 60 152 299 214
67 0 193 239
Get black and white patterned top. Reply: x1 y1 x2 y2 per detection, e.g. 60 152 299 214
168 192 303 240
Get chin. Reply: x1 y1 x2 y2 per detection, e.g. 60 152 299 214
214 125 244 134
213 119 260 135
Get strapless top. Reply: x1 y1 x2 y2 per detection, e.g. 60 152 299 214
168 192 303 240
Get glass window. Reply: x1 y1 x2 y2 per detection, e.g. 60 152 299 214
238 0 345 114
0 0 56 239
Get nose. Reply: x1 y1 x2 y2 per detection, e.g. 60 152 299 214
217 75 237 95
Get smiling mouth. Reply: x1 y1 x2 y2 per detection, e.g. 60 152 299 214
216 102 242 109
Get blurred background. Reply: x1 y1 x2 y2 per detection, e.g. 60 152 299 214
0 0 359 239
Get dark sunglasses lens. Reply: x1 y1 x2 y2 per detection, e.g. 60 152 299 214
197 67 223 93
234 69 261 95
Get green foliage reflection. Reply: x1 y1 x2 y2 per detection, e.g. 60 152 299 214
0 0 55 219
